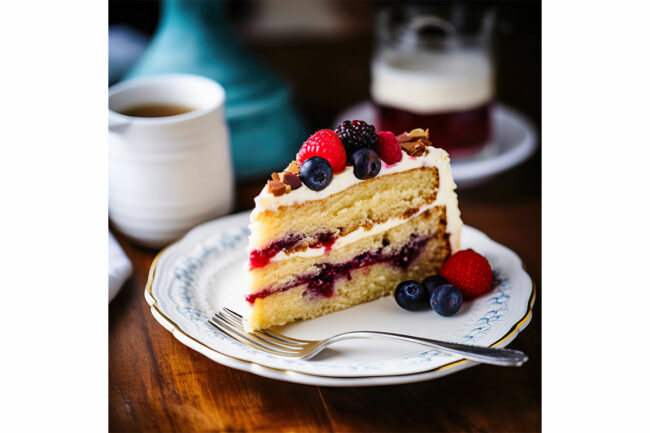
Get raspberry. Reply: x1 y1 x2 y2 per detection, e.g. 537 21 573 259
335 120 377 158
439 249 493 298
297 130 347 173
375 131 402 164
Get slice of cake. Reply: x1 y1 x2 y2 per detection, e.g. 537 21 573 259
244 121 461 331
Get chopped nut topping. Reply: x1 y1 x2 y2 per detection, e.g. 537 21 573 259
267 180 289 196
396 132 411 143
397 128 430 156
287 161 300 175
410 128 429 139
397 128 430 143
401 138 427 157
280 172 302 189
266 161 304 196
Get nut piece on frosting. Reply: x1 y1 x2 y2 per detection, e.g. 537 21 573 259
397 128 432 157
401 140 426 157
266 161 303 196
267 180 289 196
280 172 302 190
397 128 429 142
287 160 300 175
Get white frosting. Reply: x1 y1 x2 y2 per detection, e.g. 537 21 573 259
249 146 462 259
371 49 493 114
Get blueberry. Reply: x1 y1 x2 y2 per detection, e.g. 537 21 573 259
423 275 449 297
430 283 463 317
394 280 428 311
299 156 333 191
350 148 381 180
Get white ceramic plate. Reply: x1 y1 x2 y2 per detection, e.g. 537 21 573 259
145 211 535 386
333 102 538 189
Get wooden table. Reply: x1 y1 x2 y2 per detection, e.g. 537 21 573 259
109 156 541 432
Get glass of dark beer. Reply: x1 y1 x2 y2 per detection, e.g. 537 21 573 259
372 5 495 159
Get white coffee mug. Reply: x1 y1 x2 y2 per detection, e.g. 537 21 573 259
109 74 234 248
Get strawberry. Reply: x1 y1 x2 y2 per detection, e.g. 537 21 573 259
439 249 493 298
297 129 347 173
375 131 402 165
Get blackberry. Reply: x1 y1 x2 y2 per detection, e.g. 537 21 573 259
335 120 377 158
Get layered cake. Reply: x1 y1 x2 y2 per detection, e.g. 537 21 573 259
244 121 462 330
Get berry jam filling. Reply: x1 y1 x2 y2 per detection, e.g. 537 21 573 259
246 234 430 304
249 230 339 269
249 233 303 269
314 231 337 252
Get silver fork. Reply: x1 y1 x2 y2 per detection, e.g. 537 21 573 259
208 308 528 366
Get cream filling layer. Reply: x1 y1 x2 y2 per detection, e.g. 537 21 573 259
249 146 462 256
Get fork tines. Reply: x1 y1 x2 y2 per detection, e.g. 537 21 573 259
208 308 311 357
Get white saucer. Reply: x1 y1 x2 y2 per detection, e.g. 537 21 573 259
333 102 538 188
145 212 535 387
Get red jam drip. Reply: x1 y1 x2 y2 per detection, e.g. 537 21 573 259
249 231 338 269
246 235 430 304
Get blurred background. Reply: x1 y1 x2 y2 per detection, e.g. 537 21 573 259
109 0 540 211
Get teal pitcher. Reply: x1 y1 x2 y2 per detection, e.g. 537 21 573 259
126 0 305 179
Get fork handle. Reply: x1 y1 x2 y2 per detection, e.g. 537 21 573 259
325 331 528 367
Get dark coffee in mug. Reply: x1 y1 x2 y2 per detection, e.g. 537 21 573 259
118 103 195 118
